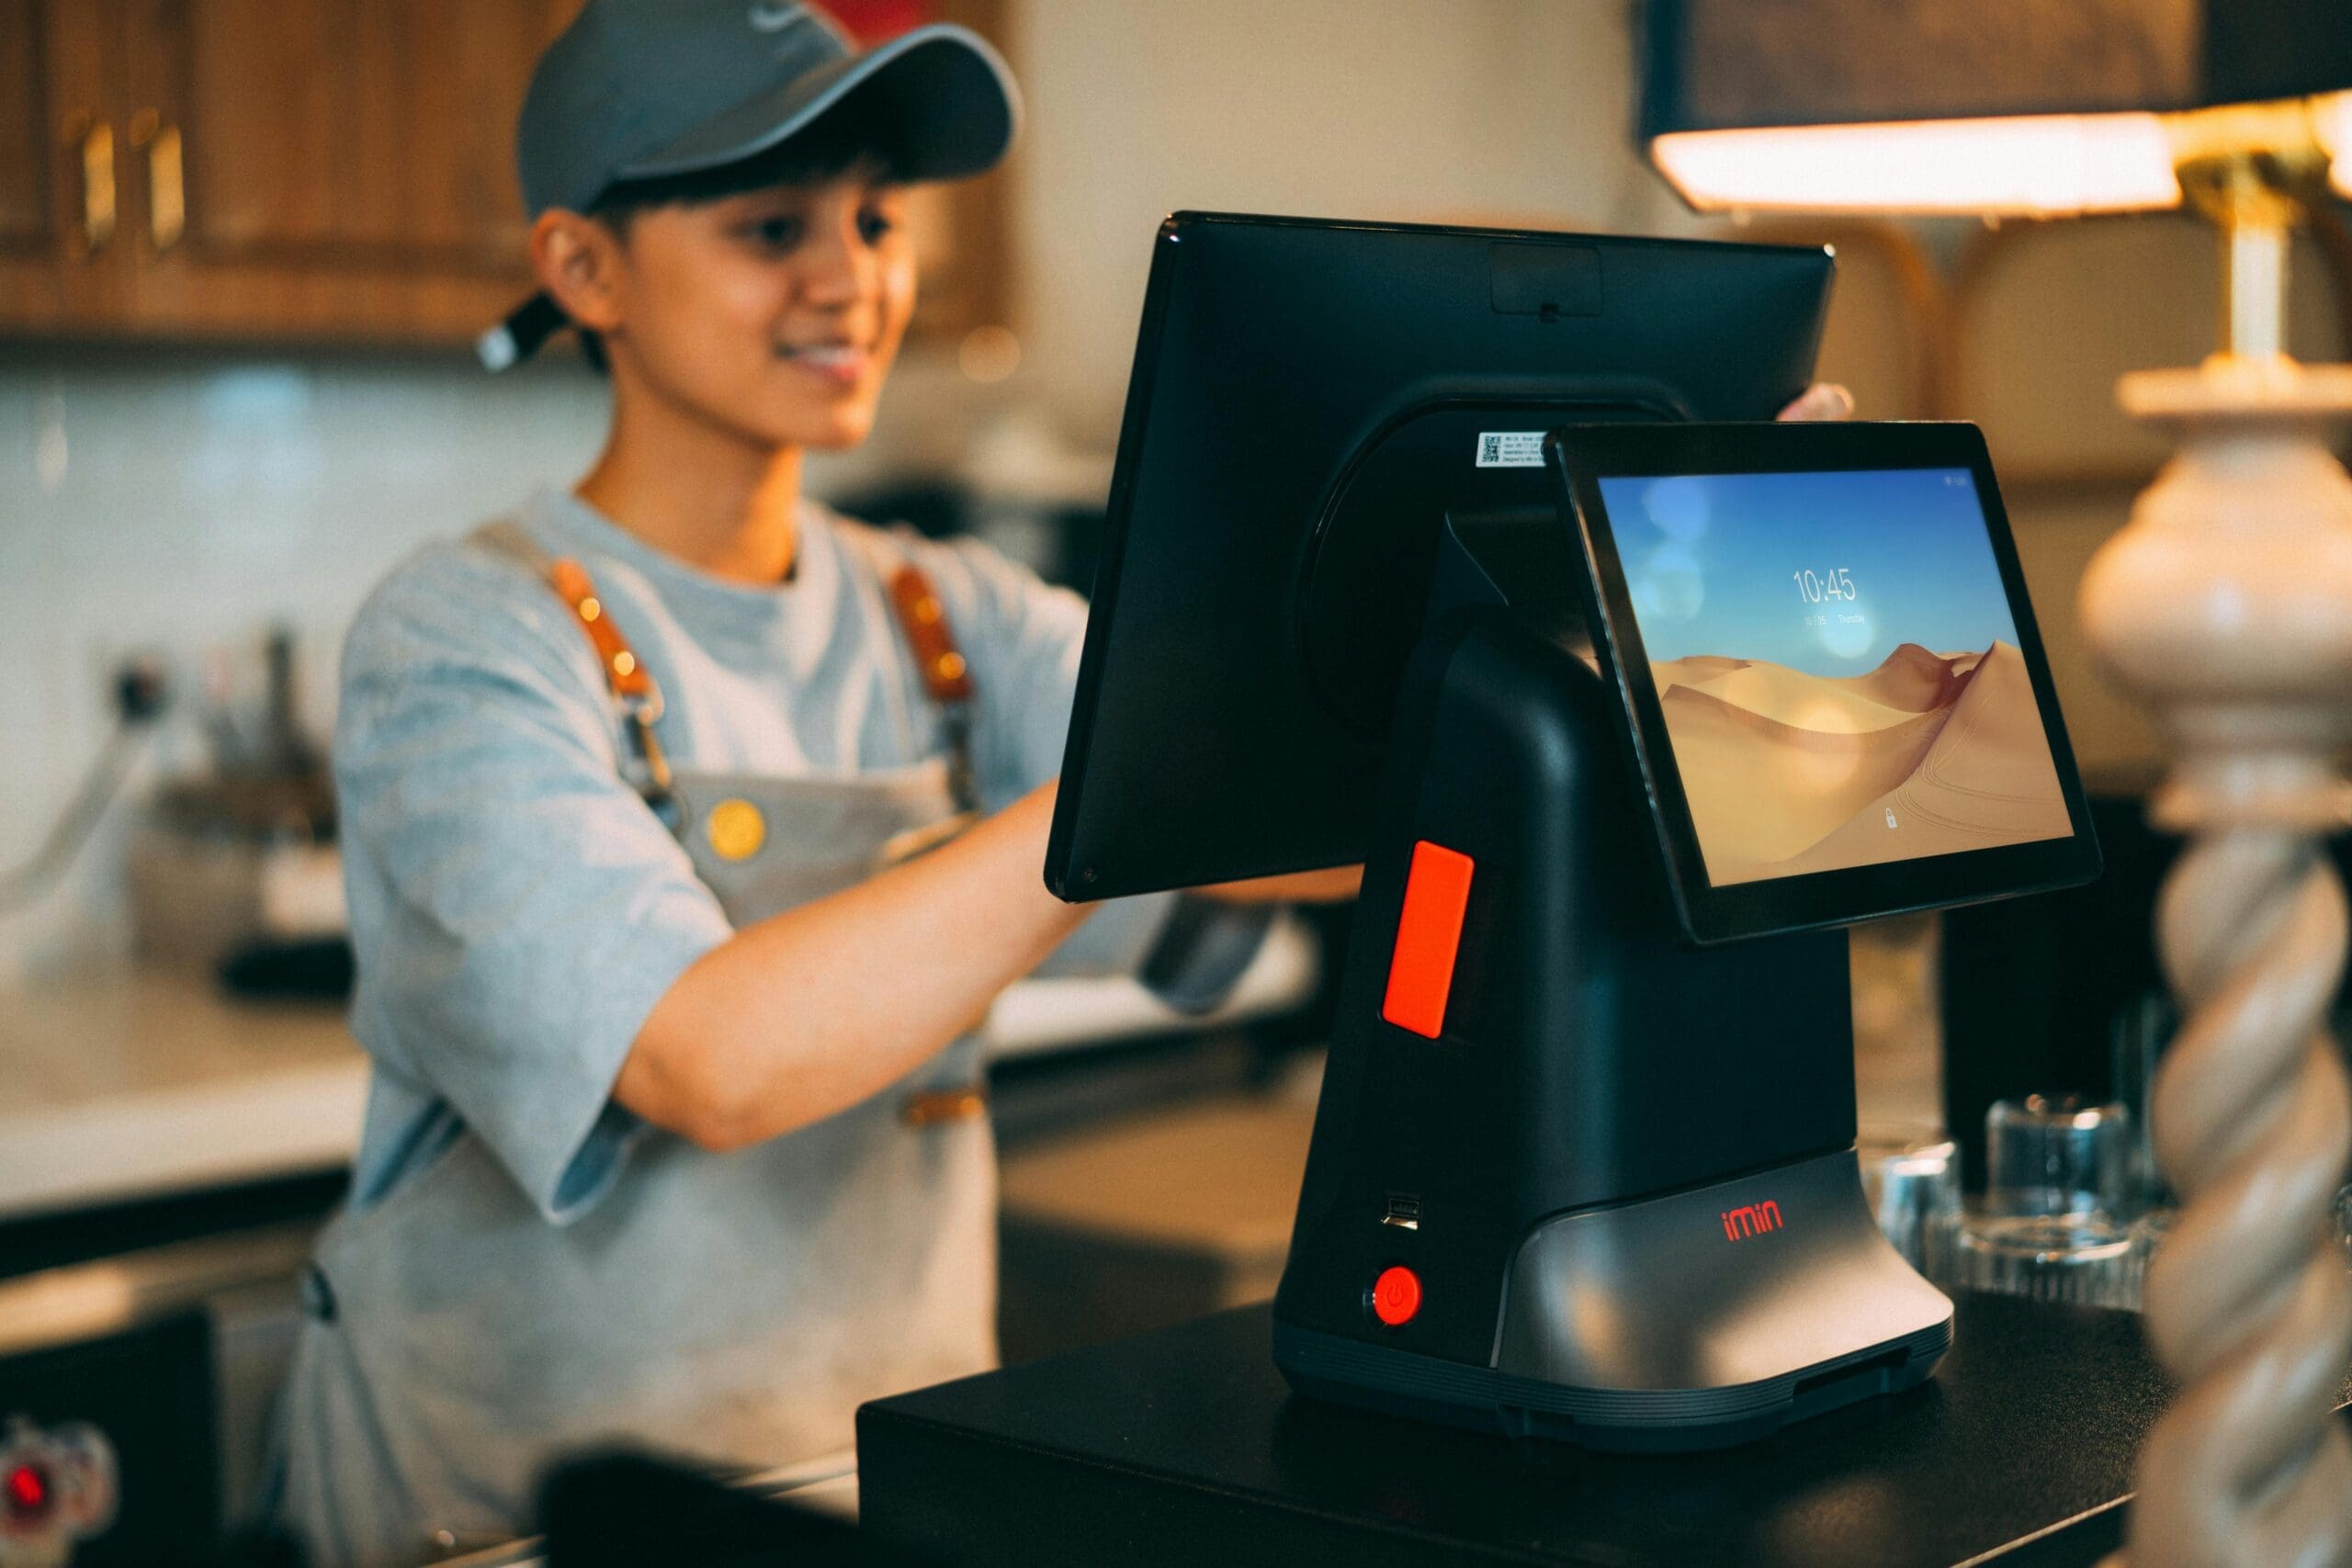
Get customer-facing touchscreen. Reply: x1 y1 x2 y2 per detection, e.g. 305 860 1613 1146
1596 467 2073 888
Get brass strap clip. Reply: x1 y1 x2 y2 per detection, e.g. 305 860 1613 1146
548 556 673 801
900 1087 989 1126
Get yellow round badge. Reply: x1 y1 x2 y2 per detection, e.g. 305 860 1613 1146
704 798 767 862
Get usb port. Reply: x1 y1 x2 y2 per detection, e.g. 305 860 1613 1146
1382 1193 1422 1231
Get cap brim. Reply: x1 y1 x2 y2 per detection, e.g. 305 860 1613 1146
615 23 1019 189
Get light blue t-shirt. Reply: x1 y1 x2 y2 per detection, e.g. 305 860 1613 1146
333 488 1163 1226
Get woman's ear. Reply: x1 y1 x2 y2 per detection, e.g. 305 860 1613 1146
530 209 627 336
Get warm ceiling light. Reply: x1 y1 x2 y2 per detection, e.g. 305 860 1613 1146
1650 114 2184 217
2316 91 2352 198
1636 1 2352 217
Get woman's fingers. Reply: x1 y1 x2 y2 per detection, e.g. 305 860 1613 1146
1777 383 1855 422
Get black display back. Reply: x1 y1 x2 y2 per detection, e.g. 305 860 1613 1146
1046 212 1834 900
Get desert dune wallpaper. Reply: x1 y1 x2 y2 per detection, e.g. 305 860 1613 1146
1601 468 2072 886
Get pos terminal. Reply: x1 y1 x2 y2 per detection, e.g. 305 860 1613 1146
1046 214 2099 1451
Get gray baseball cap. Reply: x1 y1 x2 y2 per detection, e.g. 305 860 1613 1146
519 0 1019 216
484 0 1018 367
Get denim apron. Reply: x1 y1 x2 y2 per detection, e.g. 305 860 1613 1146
276 526 995 1566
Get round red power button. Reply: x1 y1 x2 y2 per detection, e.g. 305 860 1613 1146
5 1461 50 1521
1370 1265 1421 1327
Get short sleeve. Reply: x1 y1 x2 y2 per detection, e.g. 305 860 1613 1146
336 549 732 1224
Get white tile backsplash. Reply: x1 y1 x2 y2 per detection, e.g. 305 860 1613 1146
0 351 614 981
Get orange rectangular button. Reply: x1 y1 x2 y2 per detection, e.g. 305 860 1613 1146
1381 840 1475 1038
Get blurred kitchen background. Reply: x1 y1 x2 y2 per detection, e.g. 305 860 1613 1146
5 0 2351 1557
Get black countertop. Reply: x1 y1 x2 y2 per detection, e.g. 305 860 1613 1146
860 1293 2171 1567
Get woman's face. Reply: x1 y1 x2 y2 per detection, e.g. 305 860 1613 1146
597 170 916 451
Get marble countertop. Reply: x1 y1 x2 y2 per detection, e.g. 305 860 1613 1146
0 967 368 1222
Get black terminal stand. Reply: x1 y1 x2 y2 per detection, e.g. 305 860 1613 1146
1270 515 1953 1451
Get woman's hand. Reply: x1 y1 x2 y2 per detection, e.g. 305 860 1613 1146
1778 383 1854 422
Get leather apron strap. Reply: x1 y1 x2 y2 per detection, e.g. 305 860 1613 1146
472 518 980 811
885 563 980 815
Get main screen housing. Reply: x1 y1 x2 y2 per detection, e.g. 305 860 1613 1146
1045 212 1836 900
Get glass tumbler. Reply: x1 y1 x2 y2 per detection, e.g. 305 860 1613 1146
1858 1129 1962 1281
1951 1096 2139 1309
1981 1093 2133 1218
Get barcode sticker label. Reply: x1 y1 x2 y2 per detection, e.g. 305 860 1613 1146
1475 431 1546 468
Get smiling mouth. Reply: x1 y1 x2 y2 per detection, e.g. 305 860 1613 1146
777 342 872 383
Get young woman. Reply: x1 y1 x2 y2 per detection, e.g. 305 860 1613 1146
273 5 1847 1560
272 6 1350 1561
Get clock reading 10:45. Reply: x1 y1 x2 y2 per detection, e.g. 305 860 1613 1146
1792 567 1857 604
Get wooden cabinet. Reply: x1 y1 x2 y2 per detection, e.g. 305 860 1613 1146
1 0 131 327
0 0 1015 350
0 1 63 292
0 0 578 346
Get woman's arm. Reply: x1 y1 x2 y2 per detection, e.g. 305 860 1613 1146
637 381 1858 1152
616 784 1084 1151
